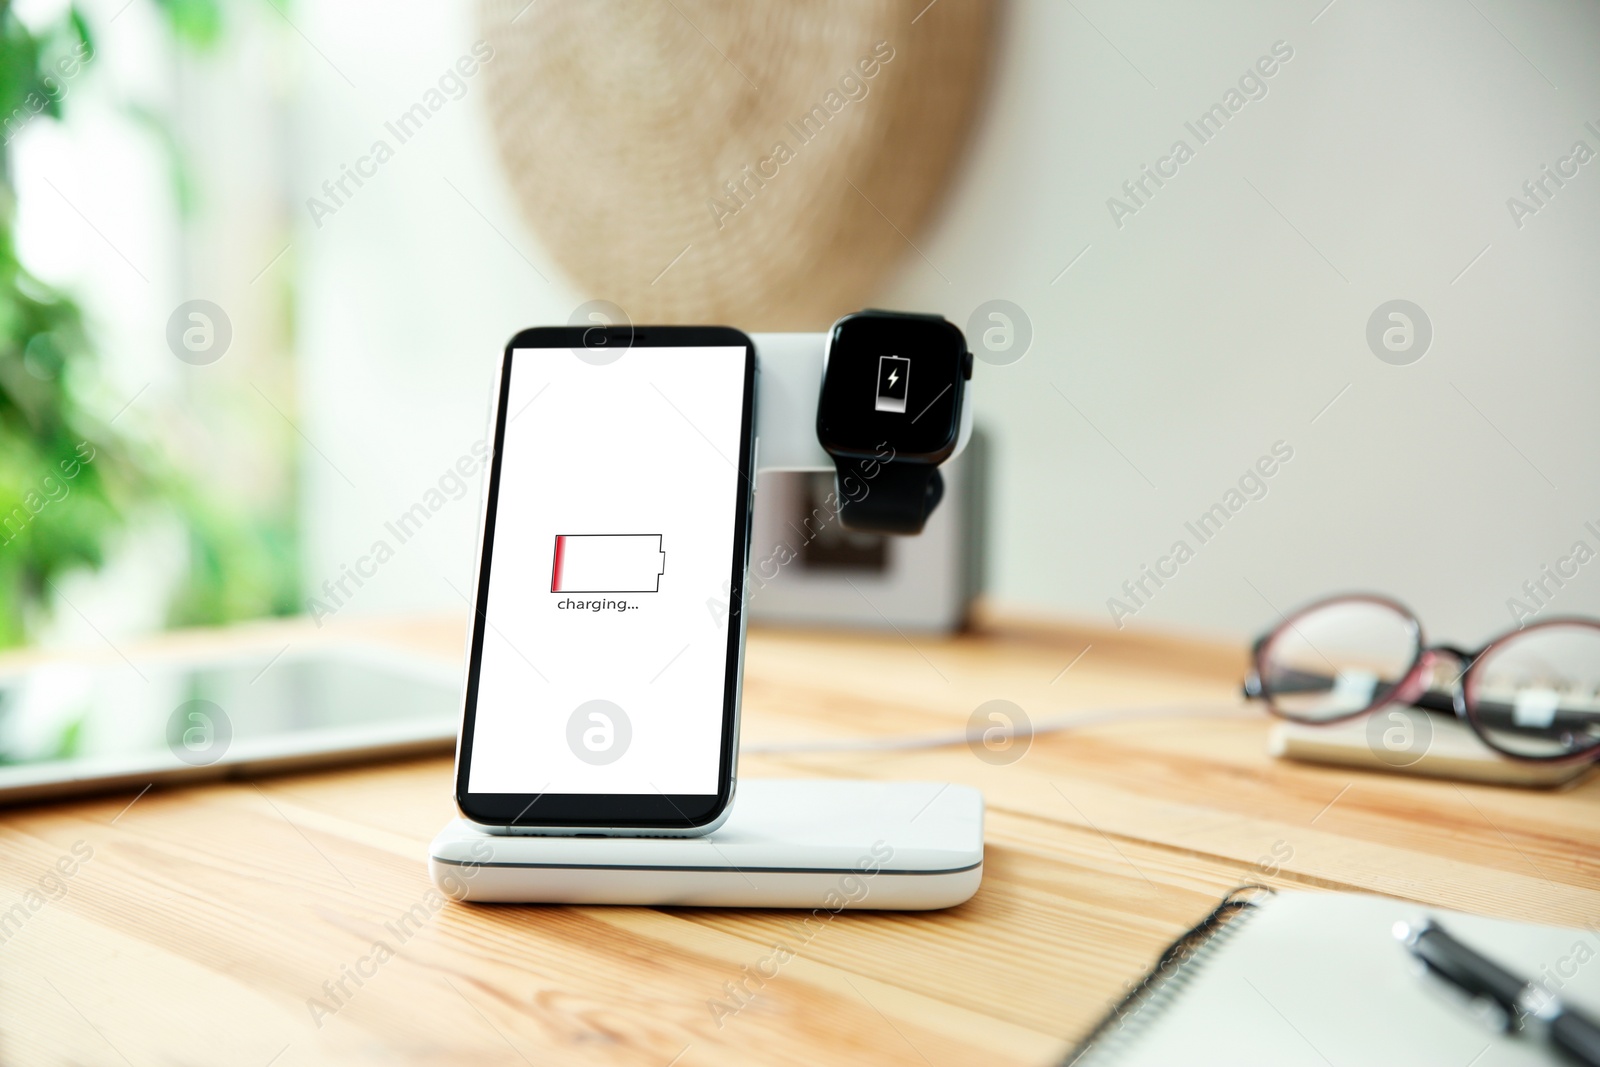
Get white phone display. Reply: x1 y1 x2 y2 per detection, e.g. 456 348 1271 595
456 327 756 834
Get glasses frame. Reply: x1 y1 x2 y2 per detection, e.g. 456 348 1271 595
1244 592 1600 764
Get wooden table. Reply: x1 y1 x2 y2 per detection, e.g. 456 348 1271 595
3 612 1596 1066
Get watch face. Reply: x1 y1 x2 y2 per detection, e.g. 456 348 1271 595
817 314 965 460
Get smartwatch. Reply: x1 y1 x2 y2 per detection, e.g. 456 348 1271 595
815 309 973 535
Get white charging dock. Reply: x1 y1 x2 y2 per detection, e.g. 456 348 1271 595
430 779 983 909
431 332 983 911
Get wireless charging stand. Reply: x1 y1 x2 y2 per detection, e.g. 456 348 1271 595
431 779 983 909
431 332 982 909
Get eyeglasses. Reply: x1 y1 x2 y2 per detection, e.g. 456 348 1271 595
1242 593 1600 763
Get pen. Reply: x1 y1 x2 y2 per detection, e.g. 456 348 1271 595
1394 918 1600 1067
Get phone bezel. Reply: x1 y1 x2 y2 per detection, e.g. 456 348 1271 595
454 324 756 831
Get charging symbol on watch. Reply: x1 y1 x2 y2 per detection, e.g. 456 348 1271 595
875 355 910 414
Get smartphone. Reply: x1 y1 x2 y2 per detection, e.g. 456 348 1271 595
454 325 757 835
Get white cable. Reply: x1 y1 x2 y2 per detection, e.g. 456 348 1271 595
742 703 1256 756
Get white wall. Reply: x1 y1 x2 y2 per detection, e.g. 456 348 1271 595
297 0 1600 646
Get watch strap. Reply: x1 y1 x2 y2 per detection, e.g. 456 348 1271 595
834 458 944 535
858 307 946 322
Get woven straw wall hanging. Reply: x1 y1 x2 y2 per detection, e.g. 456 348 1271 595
477 0 996 330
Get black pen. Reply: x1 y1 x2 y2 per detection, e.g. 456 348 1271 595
1394 918 1600 1067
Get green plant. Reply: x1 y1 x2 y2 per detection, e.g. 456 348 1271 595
0 4 122 644
0 0 298 646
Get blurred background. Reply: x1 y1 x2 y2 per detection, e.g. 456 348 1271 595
4 0 1598 657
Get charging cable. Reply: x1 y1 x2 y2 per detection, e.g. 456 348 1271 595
742 702 1256 756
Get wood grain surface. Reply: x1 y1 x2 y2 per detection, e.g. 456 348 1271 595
1 612 1595 1066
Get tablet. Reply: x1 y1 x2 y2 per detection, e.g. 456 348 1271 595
0 643 459 805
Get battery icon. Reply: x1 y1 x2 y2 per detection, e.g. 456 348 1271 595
551 534 665 593
875 355 910 413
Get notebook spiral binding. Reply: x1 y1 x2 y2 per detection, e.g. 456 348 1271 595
1061 885 1278 1067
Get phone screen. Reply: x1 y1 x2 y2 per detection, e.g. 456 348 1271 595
457 329 754 827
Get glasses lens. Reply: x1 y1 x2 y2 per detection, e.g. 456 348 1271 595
1260 599 1419 721
1466 623 1600 760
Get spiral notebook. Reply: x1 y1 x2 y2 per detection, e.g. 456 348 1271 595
1065 888 1600 1066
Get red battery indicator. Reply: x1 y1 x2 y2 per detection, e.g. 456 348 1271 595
551 534 665 593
